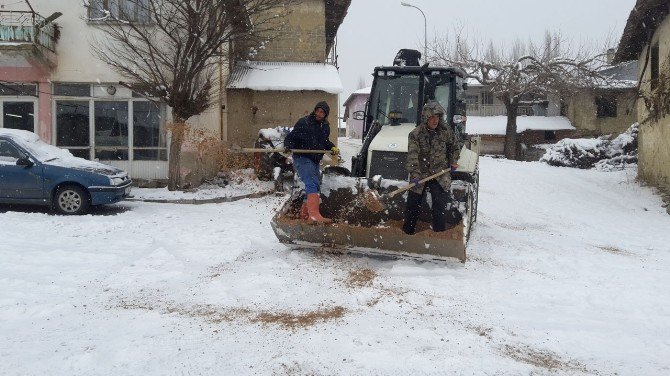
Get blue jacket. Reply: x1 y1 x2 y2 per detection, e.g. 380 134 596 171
284 113 335 164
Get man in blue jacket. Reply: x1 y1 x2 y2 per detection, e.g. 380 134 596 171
284 101 339 223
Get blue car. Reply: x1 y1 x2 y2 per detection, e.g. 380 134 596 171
0 129 132 215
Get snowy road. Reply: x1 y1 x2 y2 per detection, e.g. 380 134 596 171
1 158 669 375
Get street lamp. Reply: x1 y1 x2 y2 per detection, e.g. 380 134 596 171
400 2 427 61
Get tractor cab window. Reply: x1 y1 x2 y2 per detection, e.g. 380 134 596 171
423 73 453 123
368 73 420 126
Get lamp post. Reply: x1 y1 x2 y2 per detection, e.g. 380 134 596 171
400 2 427 61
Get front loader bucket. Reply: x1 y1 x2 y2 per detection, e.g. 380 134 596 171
270 176 467 262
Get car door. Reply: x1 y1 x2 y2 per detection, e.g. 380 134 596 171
0 138 44 200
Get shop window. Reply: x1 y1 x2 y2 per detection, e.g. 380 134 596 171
54 84 91 97
133 101 166 160
0 84 37 96
95 101 129 160
56 101 91 159
596 95 617 118
3 102 34 132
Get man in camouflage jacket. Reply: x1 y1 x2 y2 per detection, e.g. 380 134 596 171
402 101 461 235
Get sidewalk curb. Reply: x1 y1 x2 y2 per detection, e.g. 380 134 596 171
126 190 277 205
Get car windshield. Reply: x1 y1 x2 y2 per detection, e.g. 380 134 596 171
12 136 74 163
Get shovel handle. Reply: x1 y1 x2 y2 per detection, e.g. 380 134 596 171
388 169 450 198
237 148 332 154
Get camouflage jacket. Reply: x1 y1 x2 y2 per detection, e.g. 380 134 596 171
406 102 461 194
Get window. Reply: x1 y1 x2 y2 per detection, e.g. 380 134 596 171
56 101 91 159
481 91 494 105
54 84 166 162
133 101 166 160
89 0 151 23
650 43 659 91
3 102 35 132
0 140 22 164
54 84 91 97
0 84 37 96
596 95 617 118
466 95 479 111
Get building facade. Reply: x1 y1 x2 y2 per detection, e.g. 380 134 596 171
0 0 350 183
225 0 350 149
342 87 370 139
614 0 670 191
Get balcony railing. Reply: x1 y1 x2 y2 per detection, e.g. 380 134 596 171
0 10 57 52
467 104 536 117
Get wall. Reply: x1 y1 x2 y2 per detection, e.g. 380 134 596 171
242 0 325 63
637 15 670 190
227 89 338 148
566 89 638 135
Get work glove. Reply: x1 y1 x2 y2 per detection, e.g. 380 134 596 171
410 177 420 186
330 146 340 155
450 164 459 173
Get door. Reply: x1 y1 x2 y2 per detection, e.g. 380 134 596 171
0 139 43 200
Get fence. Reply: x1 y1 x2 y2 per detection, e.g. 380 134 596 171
466 104 535 117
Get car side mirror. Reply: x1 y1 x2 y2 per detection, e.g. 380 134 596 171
352 111 365 121
16 156 34 168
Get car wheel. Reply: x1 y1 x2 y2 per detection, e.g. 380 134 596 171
54 185 90 215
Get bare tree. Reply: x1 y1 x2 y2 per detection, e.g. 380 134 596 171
356 76 367 90
430 29 609 159
86 0 297 190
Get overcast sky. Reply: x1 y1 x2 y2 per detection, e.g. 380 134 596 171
336 0 637 113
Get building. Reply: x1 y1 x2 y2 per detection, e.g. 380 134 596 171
342 86 370 139
225 0 351 149
565 60 639 136
613 0 670 191
0 0 351 183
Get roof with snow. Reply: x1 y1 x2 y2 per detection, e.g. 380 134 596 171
343 86 371 107
614 0 669 63
467 116 576 136
227 61 343 94
595 60 638 89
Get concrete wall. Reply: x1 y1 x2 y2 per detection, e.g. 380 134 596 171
227 89 338 148
244 0 326 63
566 89 638 135
637 15 670 190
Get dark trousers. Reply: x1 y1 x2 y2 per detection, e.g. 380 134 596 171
402 180 449 235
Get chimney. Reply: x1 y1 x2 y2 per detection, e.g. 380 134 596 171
607 48 616 64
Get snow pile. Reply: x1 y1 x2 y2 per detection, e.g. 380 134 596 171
258 127 290 142
131 169 274 201
541 123 638 170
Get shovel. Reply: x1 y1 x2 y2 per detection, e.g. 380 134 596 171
232 147 333 154
361 169 451 213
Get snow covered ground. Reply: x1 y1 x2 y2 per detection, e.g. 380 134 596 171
1 157 669 375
